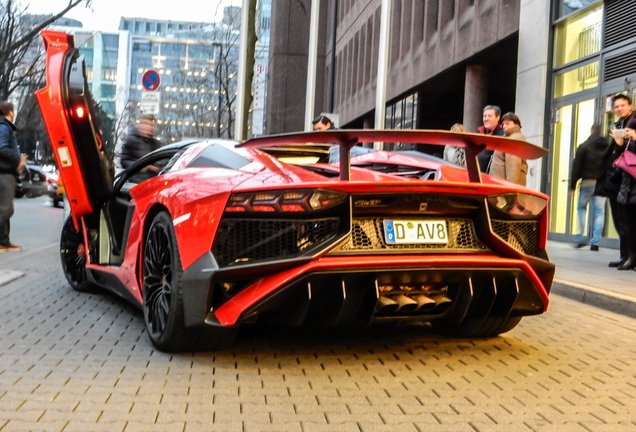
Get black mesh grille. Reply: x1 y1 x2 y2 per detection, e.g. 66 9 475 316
213 218 340 267
330 218 487 254
604 49 636 82
492 220 540 256
604 0 636 49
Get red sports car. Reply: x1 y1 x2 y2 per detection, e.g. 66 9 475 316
36 31 554 352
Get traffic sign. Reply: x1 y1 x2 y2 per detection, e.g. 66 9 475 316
140 91 161 115
142 70 161 91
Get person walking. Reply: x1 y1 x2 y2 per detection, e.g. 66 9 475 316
595 94 634 268
0 101 27 252
119 114 162 169
570 123 609 251
488 112 528 186
477 105 504 172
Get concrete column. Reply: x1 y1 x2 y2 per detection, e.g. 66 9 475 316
463 65 488 132
516 0 550 192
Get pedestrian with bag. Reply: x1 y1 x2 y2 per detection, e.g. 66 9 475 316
595 94 634 268
610 117 636 270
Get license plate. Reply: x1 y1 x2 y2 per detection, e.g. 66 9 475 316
383 219 448 244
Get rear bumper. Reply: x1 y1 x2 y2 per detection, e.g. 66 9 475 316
180 254 554 329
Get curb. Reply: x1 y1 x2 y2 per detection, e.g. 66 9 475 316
552 279 636 319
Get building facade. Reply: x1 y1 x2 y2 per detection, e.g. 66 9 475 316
266 0 636 248
119 3 271 142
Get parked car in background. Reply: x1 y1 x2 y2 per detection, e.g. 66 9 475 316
47 171 64 207
14 162 48 198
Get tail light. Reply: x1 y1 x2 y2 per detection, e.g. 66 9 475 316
225 189 347 213
74 105 86 119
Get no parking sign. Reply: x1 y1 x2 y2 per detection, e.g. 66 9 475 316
142 70 160 91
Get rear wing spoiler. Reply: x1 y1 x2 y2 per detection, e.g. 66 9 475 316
240 129 548 183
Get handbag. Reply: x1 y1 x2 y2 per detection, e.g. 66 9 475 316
613 149 636 179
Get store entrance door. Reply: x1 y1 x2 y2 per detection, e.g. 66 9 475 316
548 98 596 242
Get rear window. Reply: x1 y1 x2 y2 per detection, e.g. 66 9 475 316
186 144 251 170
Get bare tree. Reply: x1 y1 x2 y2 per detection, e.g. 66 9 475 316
0 0 92 100
142 20 240 143
1 0 92 160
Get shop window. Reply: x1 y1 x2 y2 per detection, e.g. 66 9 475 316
554 3 602 67
554 61 599 98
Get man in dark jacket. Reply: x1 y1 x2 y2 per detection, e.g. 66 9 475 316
477 105 505 172
570 123 609 250
0 101 27 252
595 94 634 267
119 114 161 170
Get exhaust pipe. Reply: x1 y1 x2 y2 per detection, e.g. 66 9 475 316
415 295 436 311
377 296 399 312
395 294 418 312
431 294 452 307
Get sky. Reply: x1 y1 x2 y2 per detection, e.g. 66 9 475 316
24 0 242 32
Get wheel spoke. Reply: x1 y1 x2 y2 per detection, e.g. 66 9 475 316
143 221 174 338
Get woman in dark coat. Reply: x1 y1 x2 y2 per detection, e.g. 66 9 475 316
612 117 636 270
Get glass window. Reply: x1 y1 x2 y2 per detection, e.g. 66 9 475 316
100 84 116 99
79 48 93 66
133 41 151 53
553 3 602 67
556 0 601 20
102 34 119 49
162 43 186 57
554 61 598 98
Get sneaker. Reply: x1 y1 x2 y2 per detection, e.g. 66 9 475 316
0 243 21 252
590 245 599 251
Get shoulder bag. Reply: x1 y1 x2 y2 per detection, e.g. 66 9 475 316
613 148 636 179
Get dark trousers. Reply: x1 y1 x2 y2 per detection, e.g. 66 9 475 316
625 203 636 258
0 173 16 246
609 197 630 259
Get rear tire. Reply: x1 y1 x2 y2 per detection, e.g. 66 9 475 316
432 316 522 338
142 211 235 352
60 216 95 292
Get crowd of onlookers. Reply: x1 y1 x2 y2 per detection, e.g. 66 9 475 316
441 97 636 272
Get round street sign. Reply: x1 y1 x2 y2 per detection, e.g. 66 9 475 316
142 70 161 91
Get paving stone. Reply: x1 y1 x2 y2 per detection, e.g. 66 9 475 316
2 245 636 430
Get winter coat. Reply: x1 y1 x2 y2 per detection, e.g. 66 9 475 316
570 132 609 190
595 114 634 198
0 117 21 175
119 132 161 169
488 126 528 186
477 124 504 172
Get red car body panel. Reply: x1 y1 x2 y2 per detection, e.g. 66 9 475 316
37 30 555 351
35 31 95 219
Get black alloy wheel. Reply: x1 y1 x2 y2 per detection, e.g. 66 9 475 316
60 216 93 292
142 211 190 351
142 211 237 352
